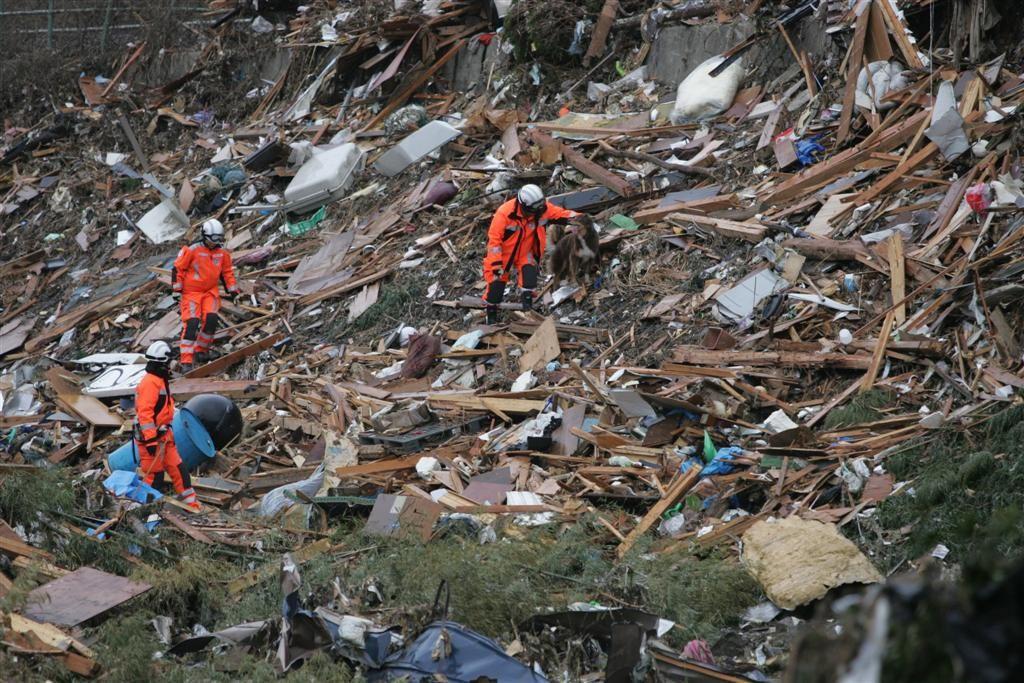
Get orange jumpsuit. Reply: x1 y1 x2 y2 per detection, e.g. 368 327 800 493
482 198 579 285
134 371 185 492
172 243 238 364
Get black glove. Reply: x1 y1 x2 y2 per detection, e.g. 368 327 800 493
157 425 168 436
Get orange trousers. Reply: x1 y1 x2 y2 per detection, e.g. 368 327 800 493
136 433 185 494
179 290 221 364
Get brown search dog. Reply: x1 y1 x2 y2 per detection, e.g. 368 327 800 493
549 215 601 286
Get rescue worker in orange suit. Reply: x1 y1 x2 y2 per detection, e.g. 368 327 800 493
171 219 239 370
482 184 579 324
135 341 199 510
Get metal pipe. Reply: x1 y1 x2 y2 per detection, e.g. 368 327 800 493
100 0 113 52
0 6 206 16
46 0 54 49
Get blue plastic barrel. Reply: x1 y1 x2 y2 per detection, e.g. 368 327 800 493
107 408 216 473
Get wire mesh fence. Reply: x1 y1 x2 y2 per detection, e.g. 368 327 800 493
0 0 213 59
0 0 217 99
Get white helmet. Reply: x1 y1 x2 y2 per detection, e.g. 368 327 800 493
517 184 545 214
201 219 225 245
145 341 172 363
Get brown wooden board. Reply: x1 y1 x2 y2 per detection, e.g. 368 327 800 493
23 567 151 627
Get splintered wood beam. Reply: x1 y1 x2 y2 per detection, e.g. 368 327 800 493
837 1 870 144
360 39 466 133
672 347 874 370
616 465 702 558
860 310 895 393
888 233 906 324
529 130 635 197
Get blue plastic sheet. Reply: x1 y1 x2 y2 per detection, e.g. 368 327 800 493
103 470 163 504
796 137 825 166
680 446 743 478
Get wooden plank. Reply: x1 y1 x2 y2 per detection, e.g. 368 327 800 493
632 195 735 225
583 0 619 65
335 381 392 400
44 368 124 428
158 511 215 545
672 347 874 370
62 651 101 678
830 141 939 226
520 317 561 371
360 39 466 132
837 1 870 144
27 280 159 353
864 0 895 62
7 613 96 658
427 395 546 414
888 233 906 324
23 567 151 627
228 538 332 594
780 237 871 261
667 213 767 243
296 266 393 307
0 534 54 561
246 466 317 493
529 130 634 197
184 333 284 379
860 310 895 393
169 378 269 400
876 0 925 69
616 466 702 558
336 454 422 478
764 109 928 205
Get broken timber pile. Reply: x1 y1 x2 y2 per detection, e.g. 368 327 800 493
2 0 1024 679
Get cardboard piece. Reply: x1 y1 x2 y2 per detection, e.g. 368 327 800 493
519 317 561 371
364 494 442 541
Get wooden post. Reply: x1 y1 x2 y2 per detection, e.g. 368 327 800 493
888 233 905 325
47 0 55 50
100 0 113 52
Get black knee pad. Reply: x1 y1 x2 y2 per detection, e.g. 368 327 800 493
521 264 538 290
202 312 220 334
485 281 506 305
183 318 201 340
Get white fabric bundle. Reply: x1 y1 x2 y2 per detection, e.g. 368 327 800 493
669 55 745 124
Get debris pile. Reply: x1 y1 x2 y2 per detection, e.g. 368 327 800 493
2 0 1024 679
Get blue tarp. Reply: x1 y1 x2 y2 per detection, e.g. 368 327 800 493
680 446 743 478
103 470 163 504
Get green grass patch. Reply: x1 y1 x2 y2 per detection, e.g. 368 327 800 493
823 389 893 430
341 281 425 338
0 467 75 531
858 405 1024 577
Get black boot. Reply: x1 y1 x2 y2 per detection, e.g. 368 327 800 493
486 305 500 325
521 291 534 312
194 351 209 365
